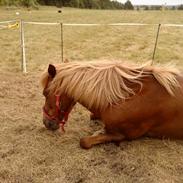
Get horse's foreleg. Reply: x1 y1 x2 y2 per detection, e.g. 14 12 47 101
80 133 125 149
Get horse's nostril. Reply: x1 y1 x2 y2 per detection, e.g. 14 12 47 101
48 121 53 128
43 118 59 131
43 119 52 129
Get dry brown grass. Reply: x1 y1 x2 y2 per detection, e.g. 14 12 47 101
1 7 183 183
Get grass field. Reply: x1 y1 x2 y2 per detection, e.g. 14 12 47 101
1 7 183 72
1 7 183 183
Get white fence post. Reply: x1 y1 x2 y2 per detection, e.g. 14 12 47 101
60 22 64 62
20 19 27 73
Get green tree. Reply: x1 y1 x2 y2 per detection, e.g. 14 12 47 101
171 6 176 10
0 0 19 6
178 4 183 10
91 0 100 9
0 0 124 9
69 0 79 7
124 0 134 10
78 0 84 8
20 0 38 8
144 6 149 10
0 0 38 7
111 1 124 9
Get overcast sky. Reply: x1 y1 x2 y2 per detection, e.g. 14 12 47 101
117 0 183 5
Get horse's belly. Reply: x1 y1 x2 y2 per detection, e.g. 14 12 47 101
147 119 183 139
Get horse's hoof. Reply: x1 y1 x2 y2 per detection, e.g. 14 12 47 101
80 138 92 149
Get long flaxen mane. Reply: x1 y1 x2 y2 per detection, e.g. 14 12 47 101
41 61 181 110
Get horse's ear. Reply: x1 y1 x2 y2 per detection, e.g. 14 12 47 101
64 59 69 63
48 64 56 78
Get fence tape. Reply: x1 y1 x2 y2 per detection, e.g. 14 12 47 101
24 22 153 26
1 20 183 27
1 20 183 28
0 22 19 30
0 25 7 28
0 20 17 24
163 24 183 27
64 23 183 27
24 21 60 25
64 23 103 26
109 23 150 26
22 21 183 28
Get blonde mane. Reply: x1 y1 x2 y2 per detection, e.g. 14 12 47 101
41 61 181 110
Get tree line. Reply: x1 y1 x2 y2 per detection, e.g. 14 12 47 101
0 0 134 10
2 0 182 10
39 0 134 10
138 5 183 11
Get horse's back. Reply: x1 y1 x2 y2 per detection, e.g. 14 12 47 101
102 75 183 140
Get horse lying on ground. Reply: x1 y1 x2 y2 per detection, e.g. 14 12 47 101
41 61 183 149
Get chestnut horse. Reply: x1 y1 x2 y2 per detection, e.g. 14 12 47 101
41 61 183 149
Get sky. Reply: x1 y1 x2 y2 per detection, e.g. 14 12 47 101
117 0 183 5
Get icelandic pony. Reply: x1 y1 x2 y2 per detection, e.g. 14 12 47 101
41 61 183 149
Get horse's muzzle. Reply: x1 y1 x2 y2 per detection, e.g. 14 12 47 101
43 118 60 131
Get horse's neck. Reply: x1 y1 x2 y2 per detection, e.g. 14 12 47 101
76 99 97 115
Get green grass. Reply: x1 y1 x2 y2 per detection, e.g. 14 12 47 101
0 7 183 72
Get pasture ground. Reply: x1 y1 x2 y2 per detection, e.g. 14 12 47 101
0 7 183 183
